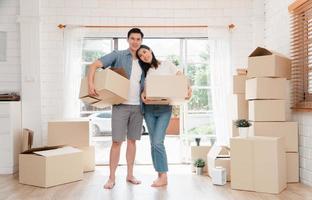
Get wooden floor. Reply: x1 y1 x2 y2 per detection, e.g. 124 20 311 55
1 165 312 200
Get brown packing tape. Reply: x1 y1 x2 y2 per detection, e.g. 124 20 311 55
110 67 128 79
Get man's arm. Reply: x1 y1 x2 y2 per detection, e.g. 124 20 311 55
87 51 118 96
87 60 103 96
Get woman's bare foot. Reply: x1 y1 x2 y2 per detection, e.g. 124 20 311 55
151 174 167 187
103 178 115 189
126 176 141 185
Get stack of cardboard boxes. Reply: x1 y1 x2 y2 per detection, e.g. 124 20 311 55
19 119 95 188
230 47 299 194
246 47 299 183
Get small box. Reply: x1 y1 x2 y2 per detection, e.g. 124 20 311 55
19 146 83 188
247 47 291 79
145 75 188 105
211 167 227 186
232 94 248 120
249 100 286 121
191 146 211 173
249 122 298 152
207 145 231 181
78 146 95 172
286 153 299 183
246 78 287 100
48 119 90 147
233 75 246 94
79 68 130 107
230 136 287 194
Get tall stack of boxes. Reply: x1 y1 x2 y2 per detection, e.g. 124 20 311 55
230 47 299 194
19 129 85 188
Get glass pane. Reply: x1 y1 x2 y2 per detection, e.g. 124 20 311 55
187 63 210 86
185 114 214 136
118 38 181 67
186 39 210 63
82 38 111 62
188 88 212 112
81 64 88 78
144 39 181 64
118 38 128 50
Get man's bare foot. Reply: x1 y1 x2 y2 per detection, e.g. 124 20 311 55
104 179 115 189
126 176 141 185
151 177 167 187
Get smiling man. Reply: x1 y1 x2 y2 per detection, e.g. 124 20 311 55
87 28 145 189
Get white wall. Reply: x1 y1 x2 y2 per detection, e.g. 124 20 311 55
38 0 257 144
0 0 20 92
264 0 312 186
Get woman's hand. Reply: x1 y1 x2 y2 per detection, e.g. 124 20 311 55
141 90 149 104
88 82 98 97
185 86 192 100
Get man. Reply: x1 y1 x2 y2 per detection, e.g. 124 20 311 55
88 28 145 189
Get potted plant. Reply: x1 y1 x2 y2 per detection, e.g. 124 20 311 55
166 105 180 135
235 119 251 137
194 158 205 175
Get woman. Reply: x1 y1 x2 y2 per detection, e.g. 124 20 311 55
136 45 192 187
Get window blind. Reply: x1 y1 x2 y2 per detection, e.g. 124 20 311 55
290 0 312 110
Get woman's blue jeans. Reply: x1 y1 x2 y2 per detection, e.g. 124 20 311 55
144 108 172 173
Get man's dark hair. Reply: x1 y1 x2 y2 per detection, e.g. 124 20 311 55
127 28 144 39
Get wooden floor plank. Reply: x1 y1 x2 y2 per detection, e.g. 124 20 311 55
0 165 311 200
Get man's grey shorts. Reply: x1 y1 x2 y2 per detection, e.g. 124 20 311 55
111 104 143 142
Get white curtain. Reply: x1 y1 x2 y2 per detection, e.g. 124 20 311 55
210 31 232 146
62 27 85 118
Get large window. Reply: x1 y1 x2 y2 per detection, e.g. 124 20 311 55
81 37 214 136
81 37 214 164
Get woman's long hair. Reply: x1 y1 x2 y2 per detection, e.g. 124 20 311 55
136 45 159 77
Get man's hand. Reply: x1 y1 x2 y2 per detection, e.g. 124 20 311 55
88 82 98 97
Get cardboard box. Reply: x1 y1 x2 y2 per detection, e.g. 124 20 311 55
48 119 90 147
79 68 130 107
247 47 291 79
191 146 211 173
145 75 188 105
233 75 246 94
286 153 299 183
78 146 95 172
19 146 83 188
207 145 231 181
230 137 287 194
246 78 287 100
232 94 248 120
249 100 286 121
249 122 298 152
